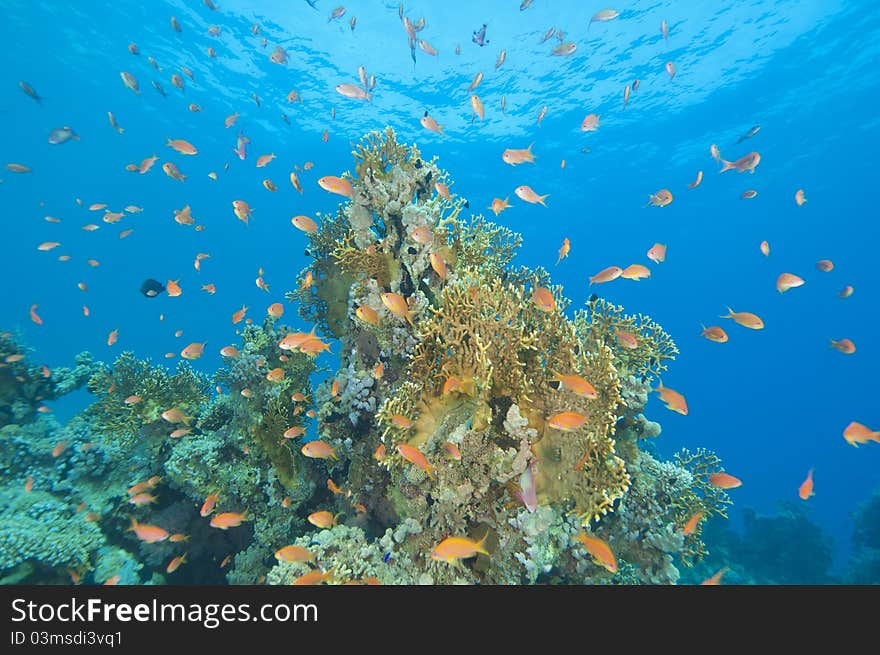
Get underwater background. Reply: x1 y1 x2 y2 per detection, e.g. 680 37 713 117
1 0 878 585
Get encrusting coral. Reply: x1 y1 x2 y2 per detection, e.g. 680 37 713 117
0 128 731 585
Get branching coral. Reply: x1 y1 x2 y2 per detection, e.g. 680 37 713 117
575 297 678 382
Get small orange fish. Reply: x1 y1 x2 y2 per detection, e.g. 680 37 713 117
581 113 600 132
798 469 815 500
665 61 676 79
232 305 248 324
719 151 761 174
374 444 386 461
589 266 623 285
210 512 248 529
266 368 285 382
441 442 462 460
795 189 807 206
29 304 43 325
682 511 704 536
420 112 444 134
838 285 854 298
621 264 651 281
397 443 434 478
166 553 187 574
167 138 197 155
655 382 688 415
776 273 805 293
701 567 729 585
470 94 484 120
301 441 338 460
25 475 33 492
741 190 758 200
760 240 771 257
107 329 119 346
180 342 206 360
830 338 856 354
431 534 490 563
129 492 157 506
128 517 169 543
708 472 742 489
373 361 385 379
647 243 667 264
381 292 414 326
700 325 728 343
489 197 512 216
410 226 433 244
688 170 703 188
843 421 880 447
292 215 319 233
816 259 834 272
308 510 339 529
646 189 673 207
556 238 570 265
435 182 451 199
275 545 315 563
574 533 617 573
515 185 548 206
547 411 587 431
550 372 597 399
721 307 764 330
532 286 556 312
502 144 535 166
318 175 354 198
169 533 189 543
256 153 276 168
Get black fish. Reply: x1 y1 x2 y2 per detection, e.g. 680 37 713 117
281 113 290 125
140 279 166 298
472 23 489 46
305 0 318 8
736 125 761 143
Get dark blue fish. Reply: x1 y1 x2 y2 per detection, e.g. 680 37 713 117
19 81 42 103
305 0 318 9
48 126 79 144
152 80 166 97
472 23 489 46
140 279 165 298
736 125 761 143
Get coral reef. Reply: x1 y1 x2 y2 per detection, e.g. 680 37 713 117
844 488 880 584
1 128 730 586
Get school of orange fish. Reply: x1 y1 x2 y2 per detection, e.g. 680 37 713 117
6 2 877 586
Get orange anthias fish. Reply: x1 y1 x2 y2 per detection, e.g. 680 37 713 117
830 339 856 354
550 371 598 399
655 382 688 415
310 171 355 197
760 240 771 257
621 264 651 281
502 144 535 165
128 518 169 543
547 411 587 431
210 512 248 529
292 215 319 233
700 325 728 343
556 238 570 264
381 292 414 326
589 266 623 285
420 112 444 134
721 307 764 330
180 342 206 360
581 113 600 131
719 151 761 174
701 567 729 585
795 189 807 206
843 421 880 447
688 170 703 188
682 512 703 536
647 243 667 263
619 331 641 348
397 443 434 479
574 533 617 573
275 545 315 563
301 441 338 460
431 534 490 564
470 94 484 120
167 138 198 155
799 469 815 500
776 273 805 293
514 185 548 206
709 472 742 489
200 493 219 517
489 197 512 216
816 259 834 272
532 286 555 312
646 189 673 207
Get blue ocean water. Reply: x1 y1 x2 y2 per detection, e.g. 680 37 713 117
1 0 878 582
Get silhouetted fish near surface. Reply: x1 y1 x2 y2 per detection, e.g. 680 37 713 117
140 279 166 298
736 125 761 143
472 23 488 46
48 126 79 144
19 81 43 102
152 80 166 97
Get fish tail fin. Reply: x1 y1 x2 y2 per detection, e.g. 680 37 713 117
475 529 491 556
721 307 734 318
719 159 736 173
128 517 138 532
539 194 549 206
